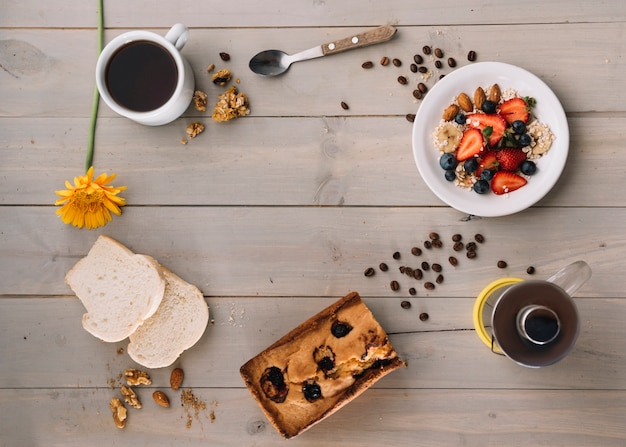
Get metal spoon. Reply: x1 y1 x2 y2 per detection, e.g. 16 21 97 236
249 25 397 76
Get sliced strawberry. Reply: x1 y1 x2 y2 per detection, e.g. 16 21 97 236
496 148 527 172
499 97 530 124
456 128 484 161
476 151 498 177
491 171 527 195
466 113 507 147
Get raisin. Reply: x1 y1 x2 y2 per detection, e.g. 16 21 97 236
331 321 353 338
260 366 288 403
303 381 323 402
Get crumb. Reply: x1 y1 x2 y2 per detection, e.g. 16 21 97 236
211 69 232 86
181 138 188 145
212 86 250 122
193 90 208 112
181 389 207 429
116 347 124 355
186 122 205 139
206 63 215 73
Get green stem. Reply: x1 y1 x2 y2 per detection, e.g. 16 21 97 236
86 0 104 172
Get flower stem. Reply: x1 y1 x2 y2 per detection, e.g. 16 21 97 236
86 0 104 173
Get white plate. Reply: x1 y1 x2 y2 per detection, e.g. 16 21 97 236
412 62 569 217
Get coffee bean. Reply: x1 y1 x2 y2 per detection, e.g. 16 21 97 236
219 52 231 61
413 54 423 64
380 56 390 66
402 299 413 307
364 267 375 277
411 247 422 256
453 241 464 251
434 60 442 69
467 50 477 62
474 233 485 243
423 240 432 249
393 251 401 260
410 63 418 73
466 242 477 252
361 61 374 69
448 256 458 266
435 274 444 284
408 288 416 298
466 250 477 259
432 263 442 273
527 266 536 275
406 113 416 122
404 267 414 276
424 282 435 290
412 89 423 100
390 280 400 291
418 82 428 93
419 312 429 321
452 234 462 242
422 45 432 55
340 101 349 110
434 48 443 58
447 57 457 67
429 232 440 240
413 269 423 280
439 74 446 80
392 58 402 67
397 75 408 85
399 266 406 274
379 262 389 272
497 260 508 269
418 66 428 73
432 239 443 248
421 262 430 271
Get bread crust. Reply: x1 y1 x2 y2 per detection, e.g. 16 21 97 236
240 292 406 438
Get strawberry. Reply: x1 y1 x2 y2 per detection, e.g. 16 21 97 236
466 113 507 147
496 148 527 171
499 97 530 124
491 171 527 195
476 151 498 177
456 128 484 161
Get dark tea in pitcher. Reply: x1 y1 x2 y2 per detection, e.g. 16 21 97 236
105 40 178 112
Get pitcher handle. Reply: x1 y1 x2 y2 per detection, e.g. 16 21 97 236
546 260 592 296
165 23 189 50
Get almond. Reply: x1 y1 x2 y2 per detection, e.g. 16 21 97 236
170 368 184 391
489 83 501 103
442 104 460 121
457 93 473 112
153 390 170 408
474 87 486 111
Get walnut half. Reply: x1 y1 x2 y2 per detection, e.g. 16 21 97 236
120 385 142 409
124 369 152 386
109 398 127 429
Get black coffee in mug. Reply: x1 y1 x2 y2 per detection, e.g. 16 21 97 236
105 40 178 112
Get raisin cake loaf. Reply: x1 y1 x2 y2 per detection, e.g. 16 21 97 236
240 291 405 438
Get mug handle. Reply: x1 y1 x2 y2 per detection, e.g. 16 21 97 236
165 23 189 50
546 260 592 297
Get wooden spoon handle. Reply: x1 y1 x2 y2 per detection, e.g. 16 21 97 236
321 25 397 56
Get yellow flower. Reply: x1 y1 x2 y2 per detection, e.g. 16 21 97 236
55 166 127 230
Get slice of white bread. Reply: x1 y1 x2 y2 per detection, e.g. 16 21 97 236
65 235 166 343
127 266 209 368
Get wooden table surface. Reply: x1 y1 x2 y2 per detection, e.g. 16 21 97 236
2 1 626 445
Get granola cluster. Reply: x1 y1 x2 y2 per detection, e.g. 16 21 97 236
212 86 250 122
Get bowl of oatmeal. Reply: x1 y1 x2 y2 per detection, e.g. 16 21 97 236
412 62 568 216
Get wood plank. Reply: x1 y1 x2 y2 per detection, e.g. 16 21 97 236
0 207 623 297
1 24 625 117
2 0 625 28
1 296 624 390
0 115 622 207
1 388 624 446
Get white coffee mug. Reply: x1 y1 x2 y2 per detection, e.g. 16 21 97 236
95 24 195 126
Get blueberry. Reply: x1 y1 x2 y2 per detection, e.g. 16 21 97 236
518 133 532 147
317 356 335 372
473 179 490 194
512 120 526 135
520 160 537 175
481 100 497 114
454 113 466 125
463 158 479 173
331 321 352 338
303 381 323 402
439 153 458 170
480 169 496 181
444 169 456 181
